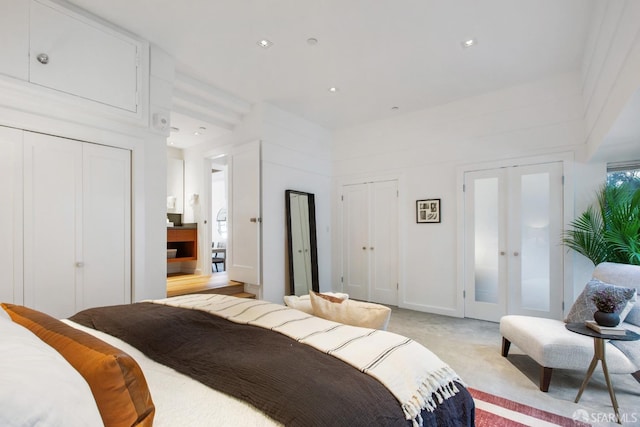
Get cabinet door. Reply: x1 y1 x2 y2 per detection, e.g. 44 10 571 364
23 132 82 319
0 0 29 80
82 144 131 309
29 0 139 112
0 127 23 303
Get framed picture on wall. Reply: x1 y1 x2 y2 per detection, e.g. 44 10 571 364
416 199 440 223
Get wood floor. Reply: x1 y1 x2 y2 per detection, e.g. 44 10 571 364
166 273 255 298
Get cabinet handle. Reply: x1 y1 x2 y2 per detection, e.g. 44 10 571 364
36 53 49 65
75 262 84 268
362 246 367 250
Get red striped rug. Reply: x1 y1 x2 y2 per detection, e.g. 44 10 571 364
469 388 591 426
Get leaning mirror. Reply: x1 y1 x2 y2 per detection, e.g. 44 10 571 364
285 190 319 295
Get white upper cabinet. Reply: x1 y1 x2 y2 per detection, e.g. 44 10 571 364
0 0 29 80
0 0 142 114
29 0 140 112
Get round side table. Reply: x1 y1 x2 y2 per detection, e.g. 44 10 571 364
566 322 640 424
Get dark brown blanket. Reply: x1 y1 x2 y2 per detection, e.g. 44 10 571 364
70 303 474 426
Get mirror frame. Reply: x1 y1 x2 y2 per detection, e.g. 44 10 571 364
285 189 319 295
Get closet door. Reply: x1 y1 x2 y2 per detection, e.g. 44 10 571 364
23 132 131 318
81 143 131 309
463 162 563 322
0 127 23 303
342 183 369 301
342 180 398 304
23 132 82 318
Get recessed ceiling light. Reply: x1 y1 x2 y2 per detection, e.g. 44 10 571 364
461 38 477 49
257 39 273 49
328 87 339 93
306 37 318 46
391 106 399 110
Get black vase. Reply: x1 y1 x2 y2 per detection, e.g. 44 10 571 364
593 311 620 327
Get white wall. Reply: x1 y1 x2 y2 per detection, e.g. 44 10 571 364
183 103 331 303
332 72 597 316
260 105 332 303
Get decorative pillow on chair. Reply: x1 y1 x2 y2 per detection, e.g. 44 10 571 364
564 279 637 323
309 291 391 330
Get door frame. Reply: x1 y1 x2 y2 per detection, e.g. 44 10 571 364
456 152 575 320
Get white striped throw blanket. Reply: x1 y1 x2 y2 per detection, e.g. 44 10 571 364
150 294 464 426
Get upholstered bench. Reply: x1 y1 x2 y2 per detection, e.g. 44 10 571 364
500 262 640 391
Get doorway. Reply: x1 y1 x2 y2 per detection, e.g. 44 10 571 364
463 161 564 322
211 162 227 276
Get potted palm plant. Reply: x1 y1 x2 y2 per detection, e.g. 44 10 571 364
562 182 640 266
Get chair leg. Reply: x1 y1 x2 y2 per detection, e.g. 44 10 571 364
540 367 552 392
501 337 511 357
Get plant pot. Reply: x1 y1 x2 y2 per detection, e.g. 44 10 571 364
593 311 620 327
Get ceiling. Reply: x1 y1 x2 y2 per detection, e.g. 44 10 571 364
67 0 596 148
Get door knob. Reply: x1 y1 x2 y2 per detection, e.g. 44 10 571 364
75 262 84 267
370 247 374 250
36 53 49 64
362 246 367 250
513 251 519 256
500 251 505 256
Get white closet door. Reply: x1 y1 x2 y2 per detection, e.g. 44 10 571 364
23 132 82 319
82 143 131 309
370 180 399 305
342 180 398 304
0 127 23 303
343 183 369 301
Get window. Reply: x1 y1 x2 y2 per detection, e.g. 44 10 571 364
607 161 640 189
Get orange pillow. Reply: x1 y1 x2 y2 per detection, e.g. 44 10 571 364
1 303 155 427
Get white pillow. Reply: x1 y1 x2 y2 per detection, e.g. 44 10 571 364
0 315 104 427
309 292 391 330
284 292 349 315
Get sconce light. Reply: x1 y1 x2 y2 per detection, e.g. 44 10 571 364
167 196 176 209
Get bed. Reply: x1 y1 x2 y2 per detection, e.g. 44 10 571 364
0 294 474 427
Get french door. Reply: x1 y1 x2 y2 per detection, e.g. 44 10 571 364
463 162 563 322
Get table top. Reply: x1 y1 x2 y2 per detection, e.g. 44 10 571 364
566 322 640 341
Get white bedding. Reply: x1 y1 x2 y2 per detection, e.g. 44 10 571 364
63 319 282 427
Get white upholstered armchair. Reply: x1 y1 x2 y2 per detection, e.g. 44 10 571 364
500 262 640 391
